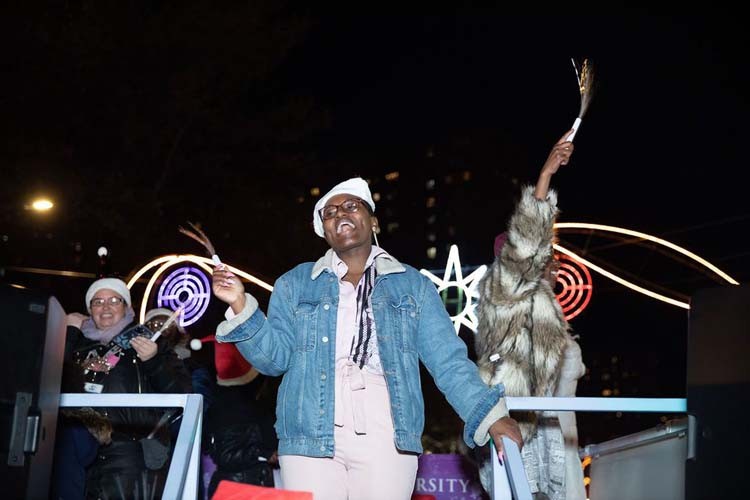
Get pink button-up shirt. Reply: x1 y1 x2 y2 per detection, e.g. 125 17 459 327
331 247 387 431
331 247 384 375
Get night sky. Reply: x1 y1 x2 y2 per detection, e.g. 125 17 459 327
2 9 748 446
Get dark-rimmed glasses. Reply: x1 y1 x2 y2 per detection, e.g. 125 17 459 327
90 296 126 308
318 198 365 220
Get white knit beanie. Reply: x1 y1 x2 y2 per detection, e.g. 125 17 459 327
144 307 173 324
85 278 131 313
312 177 375 238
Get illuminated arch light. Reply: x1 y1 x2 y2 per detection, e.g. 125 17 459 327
126 254 273 323
554 244 690 309
554 223 739 285
157 266 212 327
553 223 740 310
420 244 487 334
555 254 593 321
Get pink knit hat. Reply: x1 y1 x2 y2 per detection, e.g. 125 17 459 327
494 232 509 257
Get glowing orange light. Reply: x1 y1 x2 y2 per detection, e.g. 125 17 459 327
30 198 54 211
552 222 741 310
555 244 690 309
554 222 739 285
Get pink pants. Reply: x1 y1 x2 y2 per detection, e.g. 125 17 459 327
279 364 418 500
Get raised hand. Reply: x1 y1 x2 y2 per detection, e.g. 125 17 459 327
543 130 575 175
66 312 89 329
535 129 575 200
212 264 246 314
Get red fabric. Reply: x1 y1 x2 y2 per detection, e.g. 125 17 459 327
411 495 437 500
194 335 253 384
211 480 313 499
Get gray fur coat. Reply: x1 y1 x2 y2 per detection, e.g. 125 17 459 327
476 186 570 408
475 186 586 500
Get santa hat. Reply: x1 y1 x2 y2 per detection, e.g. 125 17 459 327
312 177 375 238
190 335 258 386
85 277 131 313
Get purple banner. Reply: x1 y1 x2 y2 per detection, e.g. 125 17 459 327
412 453 488 500
201 453 217 500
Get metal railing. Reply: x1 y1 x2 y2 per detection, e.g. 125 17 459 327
59 393 203 500
59 394 687 499
491 396 688 500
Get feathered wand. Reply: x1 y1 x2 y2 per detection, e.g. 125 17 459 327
178 221 223 266
566 58 595 142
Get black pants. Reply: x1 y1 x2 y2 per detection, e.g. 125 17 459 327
85 440 167 500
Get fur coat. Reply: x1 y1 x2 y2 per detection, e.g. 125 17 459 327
475 186 586 500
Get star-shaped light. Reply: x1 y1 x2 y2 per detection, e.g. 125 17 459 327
420 244 487 334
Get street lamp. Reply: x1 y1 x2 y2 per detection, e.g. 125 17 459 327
29 198 54 212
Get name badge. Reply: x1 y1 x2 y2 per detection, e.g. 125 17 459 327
84 382 104 394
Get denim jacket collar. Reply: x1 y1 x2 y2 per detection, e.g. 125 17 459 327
311 246 405 280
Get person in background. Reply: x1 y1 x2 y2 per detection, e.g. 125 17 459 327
143 306 221 500
474 130 587 500
144 307 191 359
191 334 278 497
56 278 192 499
210 176 522 500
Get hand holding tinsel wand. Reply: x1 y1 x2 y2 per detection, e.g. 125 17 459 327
178 221 222 266
566 58 595 142
180 222 243 305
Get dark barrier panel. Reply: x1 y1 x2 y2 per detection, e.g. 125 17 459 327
686 284 749 499
0 284 66 499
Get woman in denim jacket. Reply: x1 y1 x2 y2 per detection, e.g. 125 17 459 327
211 177 522 499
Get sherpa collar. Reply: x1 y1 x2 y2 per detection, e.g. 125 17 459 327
311 247 405 280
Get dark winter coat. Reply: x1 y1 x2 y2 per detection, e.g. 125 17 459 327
61 322 192 499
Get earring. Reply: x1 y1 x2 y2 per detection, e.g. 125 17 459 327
372 226 380 247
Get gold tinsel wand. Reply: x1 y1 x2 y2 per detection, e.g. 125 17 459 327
566 58 595 142
178 221 222 266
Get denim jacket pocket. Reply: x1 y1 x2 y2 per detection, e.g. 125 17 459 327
390 294 419 353
293 300 319 352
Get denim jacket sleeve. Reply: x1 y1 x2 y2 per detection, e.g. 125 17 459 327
415 272 509 447
214 277 297 377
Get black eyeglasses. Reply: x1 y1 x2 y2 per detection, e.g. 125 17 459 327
318 198 365 220
90 296 126 308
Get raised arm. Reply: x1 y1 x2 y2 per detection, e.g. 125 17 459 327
534 129 574 200
479 129 574 305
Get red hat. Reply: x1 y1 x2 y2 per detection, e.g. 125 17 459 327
494 232 509 257
190 335 258 386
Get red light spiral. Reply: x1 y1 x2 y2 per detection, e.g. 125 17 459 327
554 253 593 321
